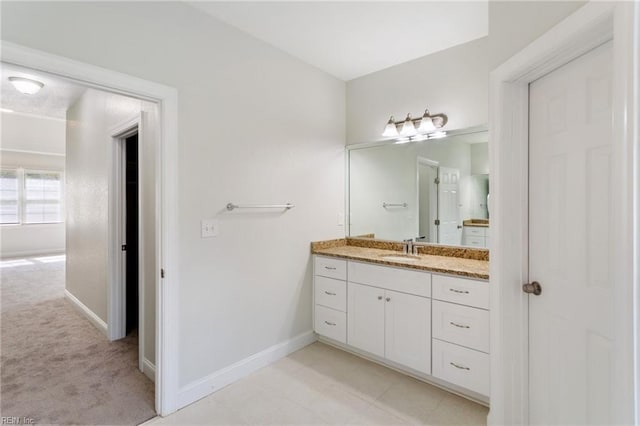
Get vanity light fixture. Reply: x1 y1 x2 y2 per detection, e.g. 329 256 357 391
382 107 448 142
382 116 400 137
8 76 44 95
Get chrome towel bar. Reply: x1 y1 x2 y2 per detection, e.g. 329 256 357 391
226 203 295 211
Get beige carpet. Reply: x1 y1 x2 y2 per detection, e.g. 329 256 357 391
1 255 156 425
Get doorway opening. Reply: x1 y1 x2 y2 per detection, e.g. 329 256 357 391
125 132 139 335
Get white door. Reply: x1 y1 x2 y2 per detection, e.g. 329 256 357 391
347 282 385 358
529 41 613 425
384 290 431 374
417 159 438 243
439 167 461 245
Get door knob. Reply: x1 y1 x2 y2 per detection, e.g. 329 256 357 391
523 281 542 296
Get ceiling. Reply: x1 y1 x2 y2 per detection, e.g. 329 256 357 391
0 63 86 119
189 1 488 81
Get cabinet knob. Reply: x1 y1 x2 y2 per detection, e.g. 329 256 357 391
377 295 383 300
385 297 391 302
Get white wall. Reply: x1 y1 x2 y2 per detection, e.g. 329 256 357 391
1 1 345 394
471 142 489 175
1 111 66 154
346 36 488 144
0 112 66 257
66 88 157 364
488 0 586 69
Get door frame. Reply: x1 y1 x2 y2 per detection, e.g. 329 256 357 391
108 115 144 371
489 2 639 425
416 157 439 243
0 41 181 416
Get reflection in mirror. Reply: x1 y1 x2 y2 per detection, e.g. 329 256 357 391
348 126 489 248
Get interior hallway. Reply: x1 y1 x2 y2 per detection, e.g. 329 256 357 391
0 255 155 425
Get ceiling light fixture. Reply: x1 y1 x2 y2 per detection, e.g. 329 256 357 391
8 76 44 95
382 116 399 137
382 108 448 142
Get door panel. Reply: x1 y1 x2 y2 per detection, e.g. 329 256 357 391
528 41 613 425
438 167 460 245
347 282 385 357
384 290 431 374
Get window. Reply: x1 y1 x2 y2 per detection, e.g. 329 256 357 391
0 170 19 224
0 168 63 225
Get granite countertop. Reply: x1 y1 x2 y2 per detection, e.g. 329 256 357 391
463 219 490 228
311 238 489 280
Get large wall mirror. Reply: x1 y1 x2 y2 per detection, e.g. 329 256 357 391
347 126 489 249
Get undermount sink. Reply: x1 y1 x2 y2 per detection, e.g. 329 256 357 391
379 254 420 262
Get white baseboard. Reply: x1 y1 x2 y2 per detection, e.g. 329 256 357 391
143 358 156 383
177 330 317 409
64 289 108 337
1 248 65 259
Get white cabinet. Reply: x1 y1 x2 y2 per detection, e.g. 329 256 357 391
462 226 489 248
313 256 348 344
347 263 432 375
384 289 431 374
312 254 490 400
347 282 385 358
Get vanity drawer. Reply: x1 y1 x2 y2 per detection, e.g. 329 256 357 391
348 261 431 297
314 305 346 343
432 339 489 397
432 274 489 309
432 300 489 353
464 236 485 248
314 256 347 280
314 276 347 312
463 226 486 237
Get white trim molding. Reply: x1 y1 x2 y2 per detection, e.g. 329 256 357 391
489 2 639 425
177 331 317 409
64 289 108 337
0 248 65 259
143 358 157 383
1 41 181 416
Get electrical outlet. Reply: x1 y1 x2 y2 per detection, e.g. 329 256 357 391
201 219 219 238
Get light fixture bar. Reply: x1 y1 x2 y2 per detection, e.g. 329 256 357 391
381 107 448 139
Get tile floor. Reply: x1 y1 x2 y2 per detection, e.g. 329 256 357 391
144 342 488 425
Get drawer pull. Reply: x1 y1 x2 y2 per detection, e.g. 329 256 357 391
378 296 383 300
450 321 470 329
385 297 391 302
324 266 337 270
324 291 337 296
450 362 470 371
449 288 470 294
324 321 336 326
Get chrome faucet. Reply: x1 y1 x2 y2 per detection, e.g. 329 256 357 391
403 238 413 255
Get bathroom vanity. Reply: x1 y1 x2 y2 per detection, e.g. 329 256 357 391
311 238 490 404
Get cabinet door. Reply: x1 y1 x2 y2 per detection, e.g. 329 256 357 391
347 282 385 358
384 290 431 374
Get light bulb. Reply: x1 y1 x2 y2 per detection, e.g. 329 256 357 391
400 113 417 136
418 110 435 133
382 116 399 137
8 77 44 95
